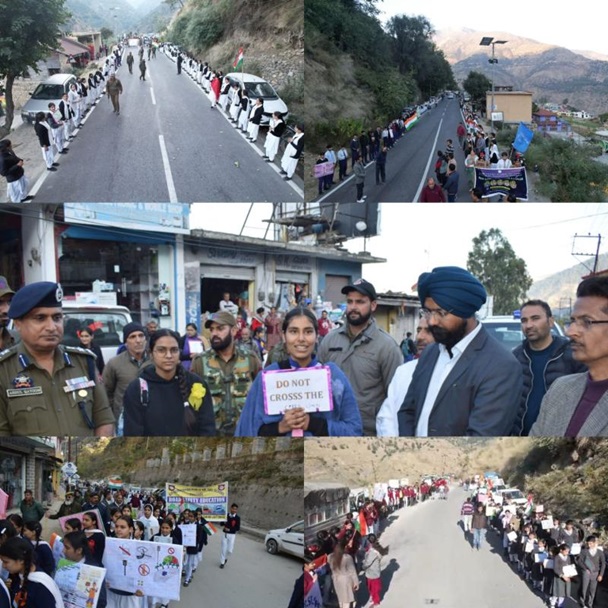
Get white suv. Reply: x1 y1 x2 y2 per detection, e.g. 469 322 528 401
482 315 564 352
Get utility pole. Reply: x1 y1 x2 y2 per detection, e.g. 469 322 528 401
571 233 602 274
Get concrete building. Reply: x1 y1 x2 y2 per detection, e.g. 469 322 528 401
486 91 533 124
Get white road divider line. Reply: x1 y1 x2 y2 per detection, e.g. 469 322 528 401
414 115 445 203
159 134 178 203
150 88 156 105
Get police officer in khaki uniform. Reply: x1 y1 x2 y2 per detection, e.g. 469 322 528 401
0 276 18 350
0 281 115 436
191 311 260 436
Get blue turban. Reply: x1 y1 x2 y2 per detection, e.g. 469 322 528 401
418 266 487 318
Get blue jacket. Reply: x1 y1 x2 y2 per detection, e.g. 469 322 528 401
235 358 362 436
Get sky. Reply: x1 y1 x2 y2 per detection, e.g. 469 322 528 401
377 1 608 56
189 203 608 293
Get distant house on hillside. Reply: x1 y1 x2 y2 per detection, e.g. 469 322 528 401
485 90 533 124
532 108 569 132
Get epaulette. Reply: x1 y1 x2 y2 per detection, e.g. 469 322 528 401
63 345 97 359
0 346 18 363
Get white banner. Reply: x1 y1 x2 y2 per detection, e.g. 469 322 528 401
103 538 184 600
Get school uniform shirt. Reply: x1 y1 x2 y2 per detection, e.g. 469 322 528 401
222 513 240 535
85 530 106 565
34 122 52 147
9 571 64 608
31 540 55 576
139 514 160 540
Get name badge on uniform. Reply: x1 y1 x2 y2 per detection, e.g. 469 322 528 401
7 374 44 398
63 376 96 393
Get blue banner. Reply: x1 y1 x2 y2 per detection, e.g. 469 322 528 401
474 167 529 201
513 122 534 153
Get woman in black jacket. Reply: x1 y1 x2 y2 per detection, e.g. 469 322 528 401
123 329 215 436
34 111 57 171
77 326 105 375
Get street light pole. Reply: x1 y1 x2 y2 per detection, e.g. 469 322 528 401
480 37 507 131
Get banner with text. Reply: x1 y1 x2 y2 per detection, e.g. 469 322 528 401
262 366 333 416
474 167 528 201
165 483 228 522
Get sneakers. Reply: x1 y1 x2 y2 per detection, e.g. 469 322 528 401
219 563 224 569
183 579 190 587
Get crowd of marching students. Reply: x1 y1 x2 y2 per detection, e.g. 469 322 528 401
0 485 218 608
462 479 606 608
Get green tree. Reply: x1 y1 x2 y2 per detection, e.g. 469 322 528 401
463 70 492 109
100 27 114 42
466 228 533 315
0 0 70 136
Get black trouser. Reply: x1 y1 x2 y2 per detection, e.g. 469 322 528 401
376 163 385 184
356 182 364 200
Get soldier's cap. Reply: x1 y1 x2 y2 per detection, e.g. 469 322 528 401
204 311 236 329
9 282 63 319
341 278 377 301
65 491 74 497
0 276 15 299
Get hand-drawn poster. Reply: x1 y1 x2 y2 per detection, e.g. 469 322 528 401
103 537 183 600
54 559 106 608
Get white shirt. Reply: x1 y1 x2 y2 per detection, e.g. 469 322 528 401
376 360 418 436
496 158 512 169
139 514 160 541
219 300 238 315
415 322 483 436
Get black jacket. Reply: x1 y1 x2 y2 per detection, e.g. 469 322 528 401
511 335 587 436
0 149 24 182
34 122 51 147
123 366 216 436
250 103 264 125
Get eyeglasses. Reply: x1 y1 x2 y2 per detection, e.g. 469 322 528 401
153 347 180 356
420 307 452 320
565 318 608 331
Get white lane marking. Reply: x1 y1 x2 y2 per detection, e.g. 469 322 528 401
159 134 178 203
150 88 156 105
413 116 445 203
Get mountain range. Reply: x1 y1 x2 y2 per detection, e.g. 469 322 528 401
434 28 608 115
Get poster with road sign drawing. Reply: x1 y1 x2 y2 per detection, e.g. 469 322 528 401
54 559 106 608
178 523 197 547
103 538 184 600
165 482 228 521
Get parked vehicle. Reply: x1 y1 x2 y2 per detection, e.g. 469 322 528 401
21 74 78 124
481 315 564 352
62 303 133 362
265 520 304 559
225 72 288 125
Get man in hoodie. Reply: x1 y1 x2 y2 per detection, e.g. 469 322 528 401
511 300 586 435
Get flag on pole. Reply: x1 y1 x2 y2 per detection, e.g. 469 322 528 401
233 47 244 71
513 122 534 153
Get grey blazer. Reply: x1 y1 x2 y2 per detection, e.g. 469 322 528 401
529 373 608 436
397 324 522 436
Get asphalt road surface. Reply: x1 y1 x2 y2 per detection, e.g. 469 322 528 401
313 97 471 204
179 532 301 607
31 49 302 203
350 488 551 608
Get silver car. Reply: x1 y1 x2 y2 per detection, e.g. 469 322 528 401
226 72 288 125
21 73 78 124
264 520 304 559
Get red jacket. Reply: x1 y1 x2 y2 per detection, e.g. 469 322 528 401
419 184 446 202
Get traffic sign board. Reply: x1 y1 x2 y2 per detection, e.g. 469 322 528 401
61 462 77 476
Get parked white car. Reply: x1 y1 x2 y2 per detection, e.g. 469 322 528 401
265 520 304 559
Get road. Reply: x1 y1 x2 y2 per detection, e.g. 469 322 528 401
312 97 471 203
179 532 301 607
350 488 550 608
31 49 302 203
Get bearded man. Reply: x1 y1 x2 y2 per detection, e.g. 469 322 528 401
317 279 403 436
398 266 521 437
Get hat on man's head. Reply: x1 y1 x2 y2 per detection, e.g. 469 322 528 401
417 266 486 319
9 282 63 319
123 322 145 343
0 276 15 299
204 311 237 329
341 278 377 301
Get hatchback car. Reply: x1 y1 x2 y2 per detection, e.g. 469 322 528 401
21 74 78 124
265 520 304 559
225 73 288 124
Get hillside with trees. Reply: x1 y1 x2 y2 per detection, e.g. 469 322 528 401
305 0 456 150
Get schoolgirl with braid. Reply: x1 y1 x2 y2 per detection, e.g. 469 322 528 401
122 329 216 436
0 537 64 607
81 512 105 566
22 522 54 577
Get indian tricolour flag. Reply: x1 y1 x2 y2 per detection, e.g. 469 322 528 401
405 113 418 130
204 521 218 536
233 47 244 71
